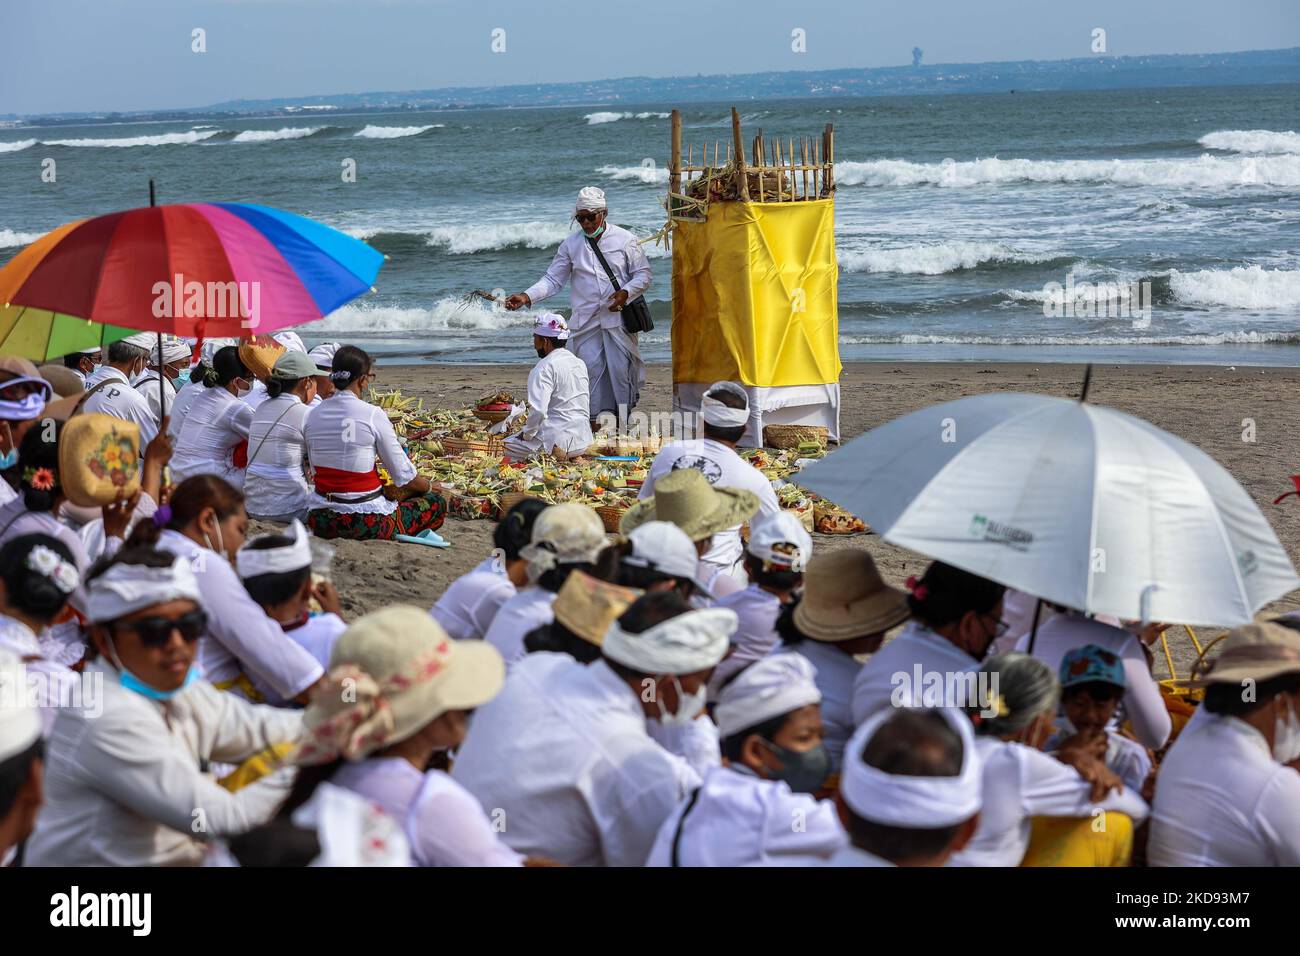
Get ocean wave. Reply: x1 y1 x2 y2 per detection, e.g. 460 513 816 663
306 299 534 336
585 111 670 125
0 228 43 249
1167 266 1300 310
0 139 37 153
40 130 222 148
1198 129 1300 155
596 163 669 185
840 331 1300 347
345 221 572 254
230 126 322 143
353 124 443 139
839 241 1061 275
834 154 1300 190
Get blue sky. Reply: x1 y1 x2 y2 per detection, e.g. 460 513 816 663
2 0 1298 114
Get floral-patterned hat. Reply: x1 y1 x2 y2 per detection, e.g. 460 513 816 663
57 413 140 507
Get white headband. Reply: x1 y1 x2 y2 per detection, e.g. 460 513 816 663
237 520 313 579
701 383 749 428
533 312 571 340
576 186 607 212
601 607 735 675
86 555 203 623
715 652 822 739
839 707 982 828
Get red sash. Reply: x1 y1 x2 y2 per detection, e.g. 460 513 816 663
314 465 382 494
231 440 249 469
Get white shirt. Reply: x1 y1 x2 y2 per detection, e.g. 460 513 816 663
948 735 1150 867
0 614 78 735
170 385 253 489
523 224 652 337
1149 712 1300 866
332 757 523 867
645 764 846 866
82 366 159 448
451 652 703 866
168 380 206 441
1015 612 1171 751
481 585 556 663
708 585 783 697
0 479 15 508
431 557 516 641
156 529 324 701
283 613 347 671
0 498 95 611
788 639 862 775
851 621 980 727
304 390 417 516
639 438 780 571
1046 726 1152 794
241 379 271 413
506 348 593 458
825 844 896 867
131 368 179 420
244 393 312 519
25 661 303 866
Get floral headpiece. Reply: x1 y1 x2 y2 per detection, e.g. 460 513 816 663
26 544 79 594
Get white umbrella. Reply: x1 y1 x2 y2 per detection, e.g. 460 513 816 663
796 392 1298 627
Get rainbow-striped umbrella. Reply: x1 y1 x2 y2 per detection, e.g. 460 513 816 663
0 201 383 359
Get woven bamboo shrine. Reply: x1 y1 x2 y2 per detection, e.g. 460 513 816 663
668 108 843 445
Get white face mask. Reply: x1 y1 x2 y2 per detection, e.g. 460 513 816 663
1273 696 1300 763
657 675 707 727
235 379 252 398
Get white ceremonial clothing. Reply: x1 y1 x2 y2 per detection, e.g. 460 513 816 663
0 615 78 736
244 393 312 520
851 620 980 727
1149 712 1300 866
304 390 417 517
522 223 652 415
708 584 784 697
451 652 702 867
825 844 896 867
170 385 253 489
168 380 205 441
0 498 96 611
645 764 846 866
24 660 303 866
82 367 159 449
948 735 1149 867
645 715 722 779
787 638 862 775
481 585 556 663
0 479 15 508
639 438 780 573
131 368 179 421
503 348 593 459
241 379 271 412
430 556 516 641
1046 726 1152 795
1015 612 1171 751
156 529 324 701
78 491 157 564
332 757 523 867
282 613 348 671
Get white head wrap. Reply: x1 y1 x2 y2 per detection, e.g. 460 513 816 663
119 332 157 351
237 520 312 579
715 651 821 738
198 338 239 368
148 340 192 366
839 707 983 828
518 503 607 581
575 186 607 212
273 331 307 354
86 554 203 623
0 648 41 763
532 312 571 341
601 607 735 675
308 343 341 372
701 381 750 428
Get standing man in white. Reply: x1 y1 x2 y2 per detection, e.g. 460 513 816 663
504 313 594 460
504 187 652 422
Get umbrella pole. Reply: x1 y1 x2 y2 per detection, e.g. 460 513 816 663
1026 598 1044 655
149 178 165 432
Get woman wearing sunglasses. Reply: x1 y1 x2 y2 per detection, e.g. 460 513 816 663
24 547 305 866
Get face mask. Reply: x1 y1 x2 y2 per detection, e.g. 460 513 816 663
657 675 706 727
235 380 252 398
205 516 229 562
0 447 16 471
1273 697 1300 763
761 739 831 794
0 393 44 421
106 636 198 702
583 222 605 239
174 368 192 387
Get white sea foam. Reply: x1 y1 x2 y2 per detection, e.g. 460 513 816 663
1199 129 1300 155
41 130 221 148
0 139 37 153
839 241 1055 275
1167 266 1300 310
353 124 443 139
840 331 1300 347
597 163 669 185
834 154 1300 190
230 126 320 143
0 228 43 249
306 299 533 336
585 111 670 125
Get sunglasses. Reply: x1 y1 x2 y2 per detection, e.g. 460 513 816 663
575 211 602 223
113 610 208 648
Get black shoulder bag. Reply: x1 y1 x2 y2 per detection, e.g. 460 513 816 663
586 235 654 335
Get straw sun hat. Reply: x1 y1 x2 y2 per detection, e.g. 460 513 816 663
1189 620 1300 686
793 550 911 642
552 571 642 647
296 606 505 764
620 468 759 541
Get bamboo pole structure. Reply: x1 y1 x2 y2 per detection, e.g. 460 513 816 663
823 122 835 195
730 106 749 201
670 110 681 200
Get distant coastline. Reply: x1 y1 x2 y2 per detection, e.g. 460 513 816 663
7 46 1299 127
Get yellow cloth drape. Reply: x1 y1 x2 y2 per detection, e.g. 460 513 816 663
671 200 841 388
1020 812 1136 867
217 742 297 793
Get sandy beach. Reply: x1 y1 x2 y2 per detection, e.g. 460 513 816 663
283 360 1300 677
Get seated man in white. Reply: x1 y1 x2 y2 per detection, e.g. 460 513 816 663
503 313 593 461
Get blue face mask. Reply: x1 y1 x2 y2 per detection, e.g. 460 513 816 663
0 446 17 471
118 663 198 701
173 368 191 387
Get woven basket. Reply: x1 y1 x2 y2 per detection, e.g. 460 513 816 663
442 436 503 457
813 501 868 535
595 504 629 534
446 492 494 521
763 424 828 450
473 407 511 424
494 491 538 519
